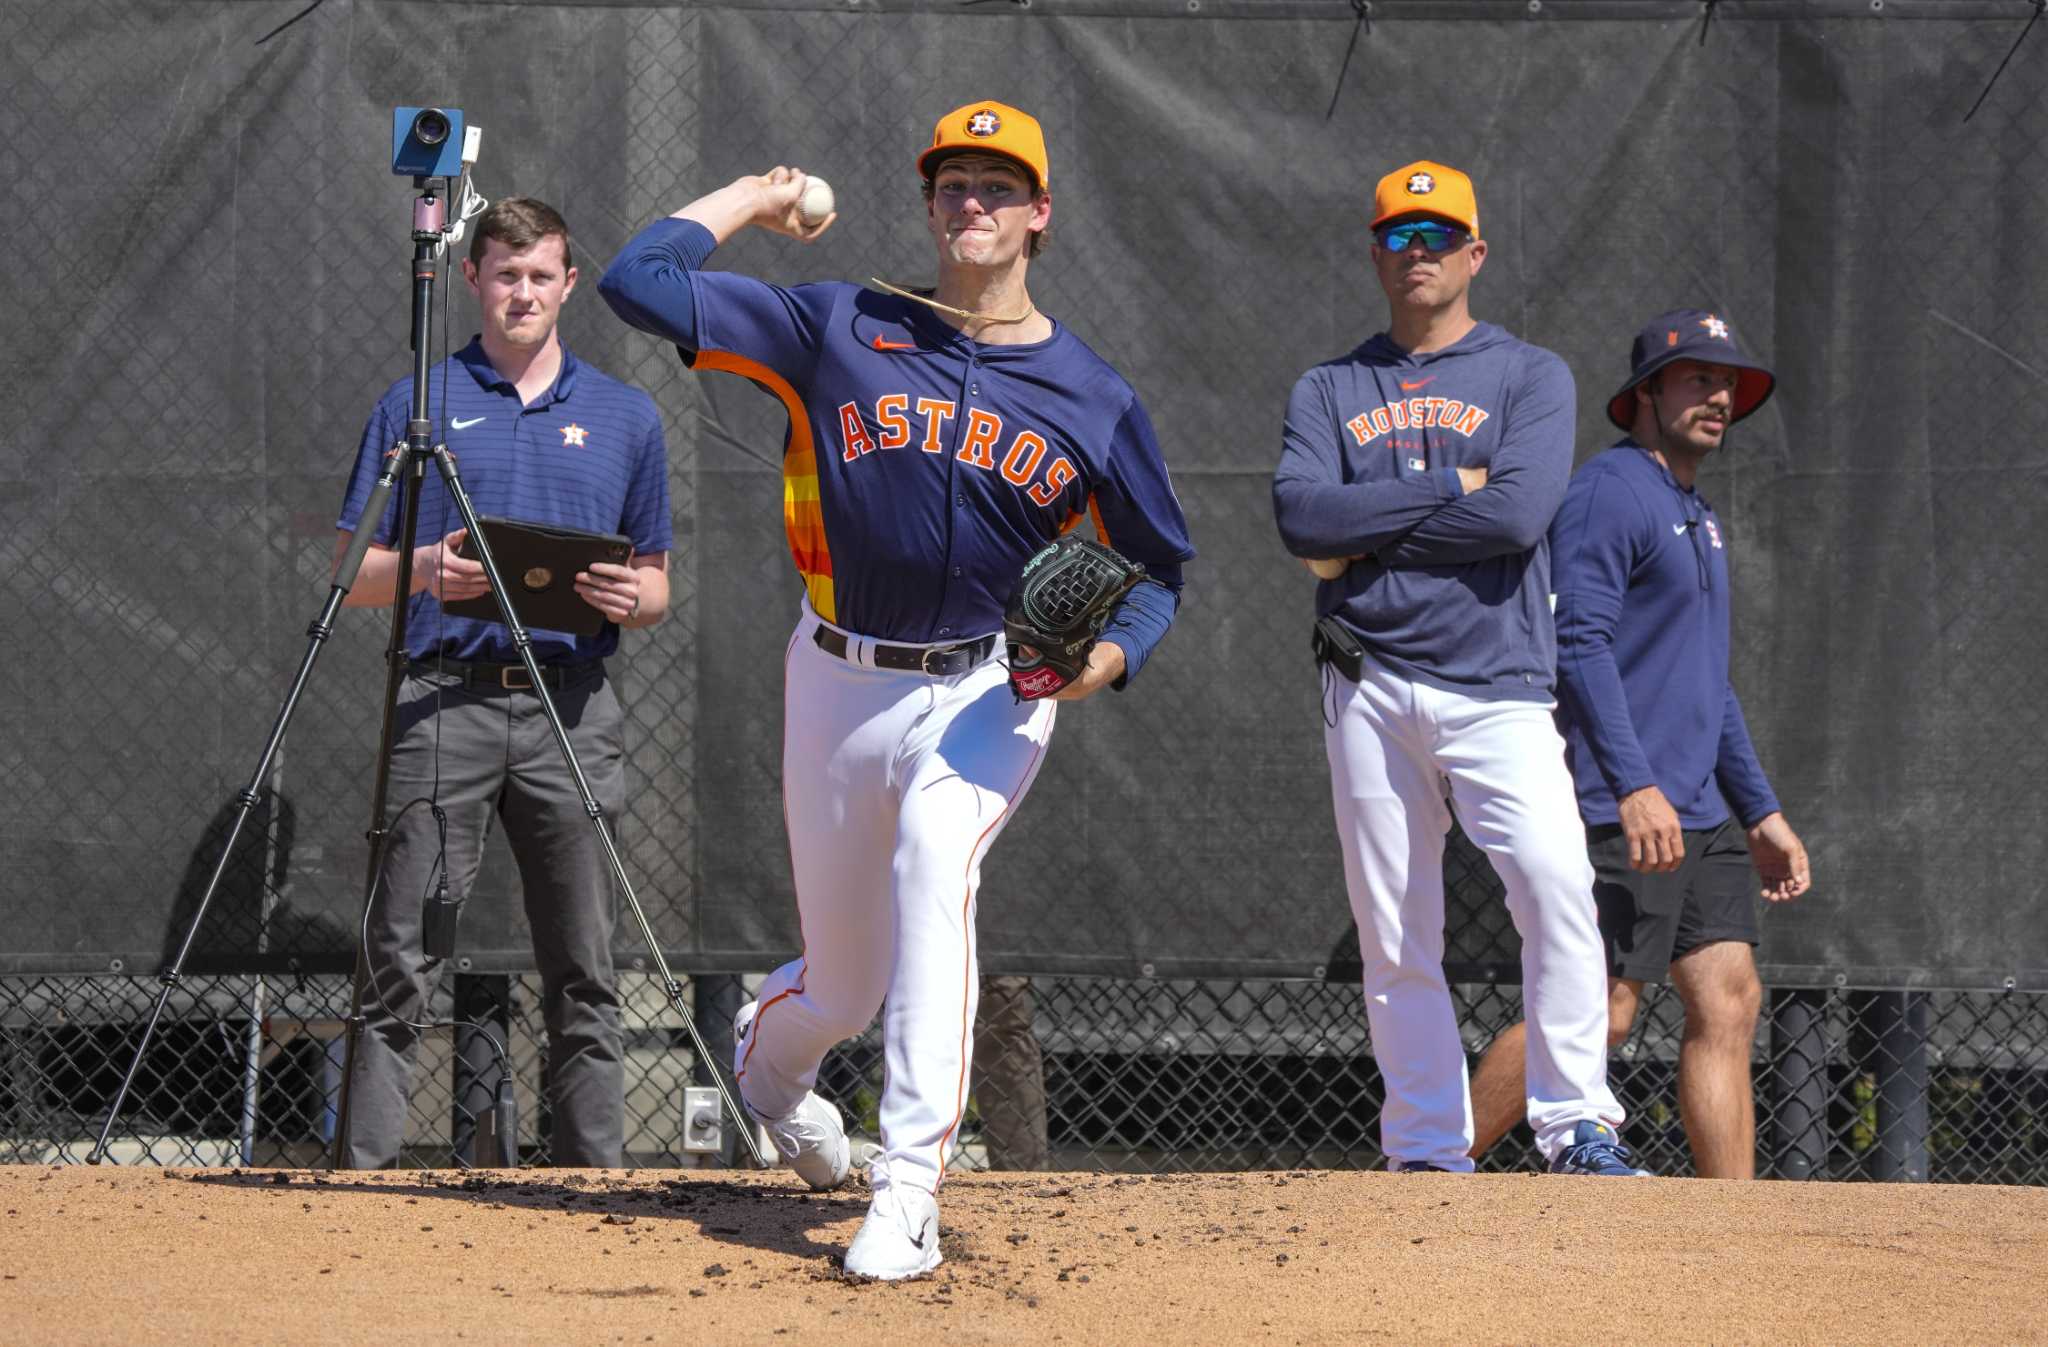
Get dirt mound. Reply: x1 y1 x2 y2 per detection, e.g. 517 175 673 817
2 1165 2043 1344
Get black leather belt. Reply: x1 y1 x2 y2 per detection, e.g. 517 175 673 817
811 625 998 677
408 657 601 691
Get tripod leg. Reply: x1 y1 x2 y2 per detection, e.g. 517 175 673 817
334 218 447 1165
89 469 410 1165
332 445 432 1166
419 445 767 1167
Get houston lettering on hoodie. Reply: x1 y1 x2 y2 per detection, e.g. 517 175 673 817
1272 322 1575 701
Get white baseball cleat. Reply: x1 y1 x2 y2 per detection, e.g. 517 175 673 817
733 1001 851 1192
843 1174 942 1281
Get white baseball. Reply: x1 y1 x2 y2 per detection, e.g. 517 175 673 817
798 175 835 226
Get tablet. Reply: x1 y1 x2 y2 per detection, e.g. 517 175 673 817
443 515 634 637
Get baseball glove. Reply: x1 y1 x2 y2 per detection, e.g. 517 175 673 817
1003 534 1149 700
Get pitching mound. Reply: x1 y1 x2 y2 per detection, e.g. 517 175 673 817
2 1165 2043 1344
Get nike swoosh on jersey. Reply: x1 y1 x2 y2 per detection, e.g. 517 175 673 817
1673 522 1689 534
871 335 917 352
452 415 486 429
1398 377 1435 392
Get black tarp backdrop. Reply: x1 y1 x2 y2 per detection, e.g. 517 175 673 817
5 1 2043 988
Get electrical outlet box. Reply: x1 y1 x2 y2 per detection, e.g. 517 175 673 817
682 1086 723 1154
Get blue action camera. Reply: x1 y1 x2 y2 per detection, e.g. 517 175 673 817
391 106 464 178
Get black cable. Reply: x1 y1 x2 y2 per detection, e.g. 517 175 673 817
1964 0 2043 124
1326 0 1373 121
356 798 514 1086
252 0 327 45
430 192 455 806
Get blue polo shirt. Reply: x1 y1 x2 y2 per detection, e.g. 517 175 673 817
336 338 673 664
1550 441 1780 829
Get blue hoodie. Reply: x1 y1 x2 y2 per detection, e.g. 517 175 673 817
1272 322 1575 701
1550 441 1780 829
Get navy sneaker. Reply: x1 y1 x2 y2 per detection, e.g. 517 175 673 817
1548 1121 1652 1177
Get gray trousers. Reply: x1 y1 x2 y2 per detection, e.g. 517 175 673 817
344 666 625 1168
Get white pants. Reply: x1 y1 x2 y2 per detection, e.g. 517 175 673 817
1323 656 1622 1169
736 604 1055 1194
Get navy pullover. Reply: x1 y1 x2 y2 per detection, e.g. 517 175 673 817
1272 322 1575 701
1550 441 1780 829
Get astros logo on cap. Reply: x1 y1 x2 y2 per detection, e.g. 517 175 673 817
1372 160 1478 235
1701 314 1731 341
920 100 1051 190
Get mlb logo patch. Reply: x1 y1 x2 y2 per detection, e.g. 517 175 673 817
1705 519 1723 549
1407 457 1427 471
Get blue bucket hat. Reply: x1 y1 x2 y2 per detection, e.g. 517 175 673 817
1607 308 1776 433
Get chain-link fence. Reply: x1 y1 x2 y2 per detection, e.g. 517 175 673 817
9 969 2047 1183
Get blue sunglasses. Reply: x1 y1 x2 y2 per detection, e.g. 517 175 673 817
1375 220 1470 253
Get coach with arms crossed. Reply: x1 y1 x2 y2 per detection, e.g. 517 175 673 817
332 198 673 1168
1467 309 1811 1178
1274 161 1641 1177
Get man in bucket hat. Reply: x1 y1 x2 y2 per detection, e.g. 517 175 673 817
1466 308 1813 1178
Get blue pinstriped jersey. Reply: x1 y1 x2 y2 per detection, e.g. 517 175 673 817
336 338 673 663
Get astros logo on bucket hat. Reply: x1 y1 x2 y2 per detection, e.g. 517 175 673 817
1606 307 1776 431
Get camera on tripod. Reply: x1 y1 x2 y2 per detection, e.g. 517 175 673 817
391 105 466 178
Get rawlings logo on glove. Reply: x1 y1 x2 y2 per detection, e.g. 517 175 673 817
1003 534 1148 700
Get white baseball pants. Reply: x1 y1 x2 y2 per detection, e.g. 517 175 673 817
736 604 1055 1194
1323 655 1623 1169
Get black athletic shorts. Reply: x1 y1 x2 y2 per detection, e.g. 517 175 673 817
1587 816 1759 983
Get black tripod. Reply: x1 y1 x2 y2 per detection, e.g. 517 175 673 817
90 181 764 1170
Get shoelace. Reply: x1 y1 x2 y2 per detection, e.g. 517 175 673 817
1563 1136 1639 1171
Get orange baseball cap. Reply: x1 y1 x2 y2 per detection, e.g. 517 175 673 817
1371 160 1479 236
918 101 1050 191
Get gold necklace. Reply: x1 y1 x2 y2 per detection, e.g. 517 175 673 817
867 276 1037 329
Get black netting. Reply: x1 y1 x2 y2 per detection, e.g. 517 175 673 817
6 1 2047 1180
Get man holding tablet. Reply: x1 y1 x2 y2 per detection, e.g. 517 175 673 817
331 197 673 1168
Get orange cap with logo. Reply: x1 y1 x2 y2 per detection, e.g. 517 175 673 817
1371 160 1479 237
918 101 1050 192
